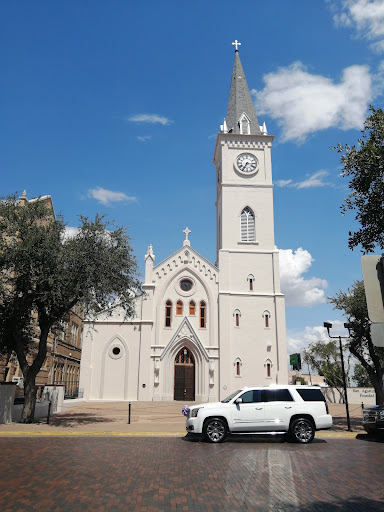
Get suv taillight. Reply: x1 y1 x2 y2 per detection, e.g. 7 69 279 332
325 401 329 414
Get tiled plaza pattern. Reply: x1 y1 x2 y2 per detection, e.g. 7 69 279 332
0 436 383 512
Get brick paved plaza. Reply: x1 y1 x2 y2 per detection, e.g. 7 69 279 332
0 435 383 512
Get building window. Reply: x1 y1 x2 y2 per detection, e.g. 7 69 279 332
265 359 272 378
175 347 194 365
70 323 78 346
263 310 271 328
247 274 255 291
165 300 172 327
189 300 195 315
233 309 241 327
240 207 255 242
176 300 183 315
234 357 242 376
200 301 206 328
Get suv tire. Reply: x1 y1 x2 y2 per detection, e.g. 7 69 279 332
203 418 227 443
290 418 315 444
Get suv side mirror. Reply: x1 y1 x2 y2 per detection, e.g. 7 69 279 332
235 398 243 404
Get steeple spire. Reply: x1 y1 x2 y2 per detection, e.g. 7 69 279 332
225 42 260 135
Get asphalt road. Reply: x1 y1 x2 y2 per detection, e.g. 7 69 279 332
1 435 383 511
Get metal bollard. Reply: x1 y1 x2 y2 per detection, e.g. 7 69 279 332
47 399 51 424
128 402 131 424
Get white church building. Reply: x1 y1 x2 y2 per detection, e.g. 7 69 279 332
79 43 288 402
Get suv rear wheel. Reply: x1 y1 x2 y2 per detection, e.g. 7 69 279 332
203 418 227 443
290 418 315 443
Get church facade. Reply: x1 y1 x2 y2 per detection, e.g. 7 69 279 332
79 45 288 402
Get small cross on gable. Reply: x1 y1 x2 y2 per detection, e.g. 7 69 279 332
183 227 191 241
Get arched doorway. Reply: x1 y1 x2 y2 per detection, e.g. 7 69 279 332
174 347 195 401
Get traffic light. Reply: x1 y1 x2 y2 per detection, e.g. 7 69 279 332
290 353 301 371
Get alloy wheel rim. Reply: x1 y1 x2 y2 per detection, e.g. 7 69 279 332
294 421 313 442
207 421 225 441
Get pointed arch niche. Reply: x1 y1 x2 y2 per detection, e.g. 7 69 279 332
100 334 129 400
239 112 251 135
159 318 210 402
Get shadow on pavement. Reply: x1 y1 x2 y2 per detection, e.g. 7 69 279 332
49 413 117 427
355 433 384 443
182 433 327 444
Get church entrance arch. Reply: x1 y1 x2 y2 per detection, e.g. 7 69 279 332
174 347 195 401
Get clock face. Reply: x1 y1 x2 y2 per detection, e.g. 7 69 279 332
236 153 258 174
180 279 193 292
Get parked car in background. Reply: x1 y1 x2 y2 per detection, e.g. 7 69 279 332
185 385 332 443
362 405 384 437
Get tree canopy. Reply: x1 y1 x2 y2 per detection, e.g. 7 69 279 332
334 106 384 253
0 194 142 422
303 340 350 403
329 280 384 404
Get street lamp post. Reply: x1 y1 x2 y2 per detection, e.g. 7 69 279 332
324 321 352 432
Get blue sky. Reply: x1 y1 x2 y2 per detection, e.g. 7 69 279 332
2 1 384 358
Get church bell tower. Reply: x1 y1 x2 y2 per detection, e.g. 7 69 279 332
213 41 288 394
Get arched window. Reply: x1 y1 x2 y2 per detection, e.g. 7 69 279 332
265 359 272 378
176 300 183 315
240 207 255 242
175 347 194 365
234 357 242 376
233 309 241 327
200 301 206 328
247 274 255 291
165 300 172 327
263 310 271 328
189 300 195 315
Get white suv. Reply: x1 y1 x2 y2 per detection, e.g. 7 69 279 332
185 385 332 443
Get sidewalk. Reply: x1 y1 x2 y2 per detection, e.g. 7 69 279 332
0 400 365 437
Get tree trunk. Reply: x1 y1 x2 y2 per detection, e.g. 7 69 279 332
20 367 38 423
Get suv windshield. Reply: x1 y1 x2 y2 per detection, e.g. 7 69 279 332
221 390 242 403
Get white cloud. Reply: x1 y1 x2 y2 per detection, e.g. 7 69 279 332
276 170 329 189
127 114 173 125
137 135 152 142
278 247 328 306
253 62 372 142
63 226 79 239
332 0 384 52
88 187 137 206
287 320 350 355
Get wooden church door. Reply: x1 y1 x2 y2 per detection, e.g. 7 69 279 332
174 347 195 401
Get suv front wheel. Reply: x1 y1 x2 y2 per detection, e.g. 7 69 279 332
203 418 227 443
290 418 315 443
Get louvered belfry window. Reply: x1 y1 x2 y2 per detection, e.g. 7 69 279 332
240 207 255 241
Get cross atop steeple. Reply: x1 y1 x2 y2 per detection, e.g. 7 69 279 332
232 40 241 52
226 43 261 135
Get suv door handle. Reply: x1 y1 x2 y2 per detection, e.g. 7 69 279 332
285 406 292 409
255 407 263 410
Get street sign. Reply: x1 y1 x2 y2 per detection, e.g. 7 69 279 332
361 255 384 323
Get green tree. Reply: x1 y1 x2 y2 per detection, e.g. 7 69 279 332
334 106 384 253
0 195 142 423
329 281 384 404
303 341 350 403
352 363 371 387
